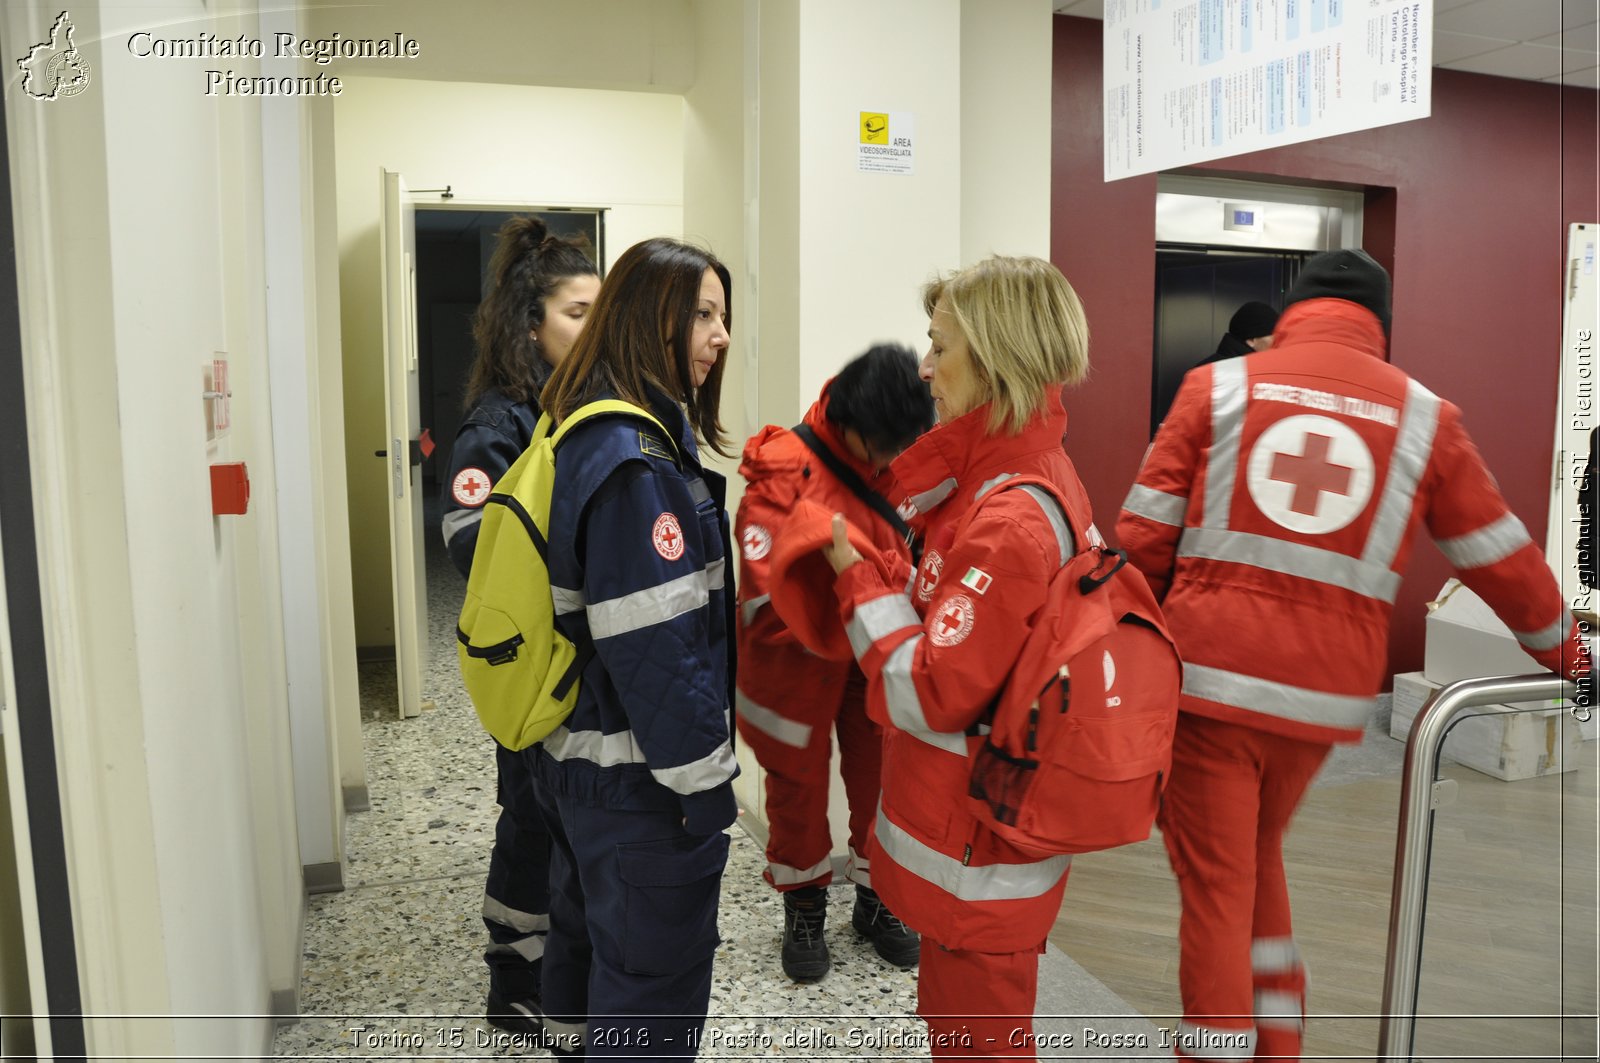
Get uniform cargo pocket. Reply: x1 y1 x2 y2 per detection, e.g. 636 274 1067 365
615 830 730 976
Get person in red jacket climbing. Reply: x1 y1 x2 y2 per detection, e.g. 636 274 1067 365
1117 249 1589 1062
734 343 934 981
817 255 1097 1059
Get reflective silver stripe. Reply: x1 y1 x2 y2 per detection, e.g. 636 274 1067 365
875 802 1069 901
706 557 725 591
1363 380 1440 568
482 895 551 935
1205 359 1248 530
1182 663 1375 730
1435 511 1533 570
767 857 831 886
586 569 709 639
740 593 771 627
904 476 958 517
881 637 967 755
844 846 871 888
687 475 712 505
1179 527 1402 603
1513 611 1571 653
976 472 1017 499
735 689 812 748
1174 1021 1256 1060
846 593 922 659
1250 936 1301 973
1254 989 1304 1030
441 507 481 545
1016 485 1073 566
540 725 648 766
651 740 738 795
552 585 585 615
1122 483 1190 527
507 935 546 963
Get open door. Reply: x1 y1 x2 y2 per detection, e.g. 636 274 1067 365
379 169 428 719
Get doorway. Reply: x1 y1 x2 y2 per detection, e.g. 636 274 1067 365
409 206 604 599
1149 175 1365 434
1151 247 1308 433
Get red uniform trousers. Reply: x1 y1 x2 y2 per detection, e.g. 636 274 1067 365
1158 713 1329 1062
736 670 883 890
918 938 1048 1060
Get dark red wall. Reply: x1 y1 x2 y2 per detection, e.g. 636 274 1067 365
1052 15 1600 675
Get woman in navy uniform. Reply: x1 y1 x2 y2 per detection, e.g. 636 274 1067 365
440 216 599 1034
532 237 739 1060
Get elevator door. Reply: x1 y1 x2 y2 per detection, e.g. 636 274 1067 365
1151 250 1305 434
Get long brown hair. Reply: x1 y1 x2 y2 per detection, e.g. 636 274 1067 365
464 216 597 410
541 237 731 456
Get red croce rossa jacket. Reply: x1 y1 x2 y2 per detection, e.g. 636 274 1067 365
734 386 912 735
826 395 1096 952
1117 298 1585 745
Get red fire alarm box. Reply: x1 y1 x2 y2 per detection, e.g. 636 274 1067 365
211 462 250 516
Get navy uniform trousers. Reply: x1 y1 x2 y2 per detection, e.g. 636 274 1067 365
533 779 730 1060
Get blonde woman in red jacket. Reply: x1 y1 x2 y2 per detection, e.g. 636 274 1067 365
820 256 1095 1059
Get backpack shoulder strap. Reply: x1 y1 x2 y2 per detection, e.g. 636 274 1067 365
792 423 919 560
548 399 679 461
956 474 1082 569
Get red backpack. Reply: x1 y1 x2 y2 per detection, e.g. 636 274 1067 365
964 477 1181 857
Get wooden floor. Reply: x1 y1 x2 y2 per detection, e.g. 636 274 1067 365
1049 740 1598 1061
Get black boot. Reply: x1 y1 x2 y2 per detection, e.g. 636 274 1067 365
484 953 543 1036
781 885 831 982
852 885 920 968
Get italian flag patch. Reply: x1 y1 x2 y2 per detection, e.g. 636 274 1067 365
960 566 992 595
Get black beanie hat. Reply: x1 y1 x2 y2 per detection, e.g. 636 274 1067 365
1228 301 1279 341
1285 249 1391 334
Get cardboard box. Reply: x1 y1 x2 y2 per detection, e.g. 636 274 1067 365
1389 671 1580 781
1422 580 1552 688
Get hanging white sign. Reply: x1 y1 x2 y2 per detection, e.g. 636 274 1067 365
1103 0 1433 181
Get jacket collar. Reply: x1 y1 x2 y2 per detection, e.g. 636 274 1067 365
595 383 701 469
1274 299 1388 358
890 395 1069 519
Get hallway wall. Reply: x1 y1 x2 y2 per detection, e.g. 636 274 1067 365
2 0 334 1055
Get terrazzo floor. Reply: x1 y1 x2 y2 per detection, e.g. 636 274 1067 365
271 499 1404 1060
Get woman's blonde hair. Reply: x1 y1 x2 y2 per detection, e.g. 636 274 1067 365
923 255 1089 434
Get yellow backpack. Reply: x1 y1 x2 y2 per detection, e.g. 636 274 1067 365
456 398 675 750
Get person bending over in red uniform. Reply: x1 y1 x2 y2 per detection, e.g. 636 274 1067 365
734 343 934 981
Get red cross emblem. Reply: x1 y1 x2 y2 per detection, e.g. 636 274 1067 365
1269 433 1353 516
916 549 945 602
451 466 493 507
653 512 686 560
1246 414 1375 535
929 593 975 647
741 524 772 561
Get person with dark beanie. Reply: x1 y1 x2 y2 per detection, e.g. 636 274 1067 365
1119 247 1587 1061
733 343 933 981
1197 300 1280 367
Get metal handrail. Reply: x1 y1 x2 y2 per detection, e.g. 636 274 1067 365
1377 673 1577 1061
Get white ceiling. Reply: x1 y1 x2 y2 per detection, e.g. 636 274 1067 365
1053 0 1600 88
